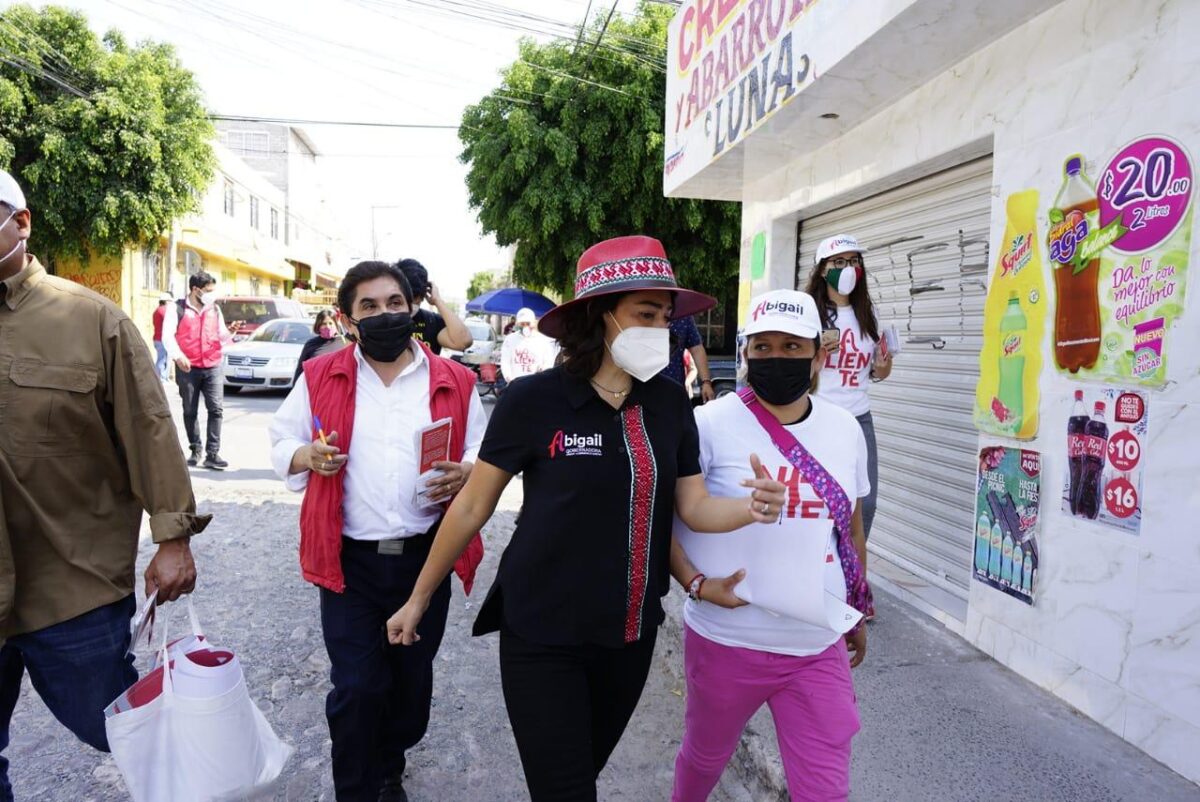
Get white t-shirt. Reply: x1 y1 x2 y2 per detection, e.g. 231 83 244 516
816 305 878 416
501 331 554 381
677 394 870 656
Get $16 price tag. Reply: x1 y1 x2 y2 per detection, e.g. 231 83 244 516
1105 477 1138 519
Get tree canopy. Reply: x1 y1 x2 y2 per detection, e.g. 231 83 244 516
458 1 740 300
467 268 503 300
0 4 214 264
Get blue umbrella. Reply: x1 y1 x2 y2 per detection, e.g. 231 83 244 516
465 287 555 317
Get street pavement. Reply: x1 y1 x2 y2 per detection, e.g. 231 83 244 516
5 386 1198 801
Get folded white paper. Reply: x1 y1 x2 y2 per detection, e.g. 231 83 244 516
679 518 862 635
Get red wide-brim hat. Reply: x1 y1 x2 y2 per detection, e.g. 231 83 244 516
538 235 717 338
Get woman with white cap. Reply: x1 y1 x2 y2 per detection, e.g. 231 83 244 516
804 234 893 542
671 288 872 802
500 306 553 383
385 235 787 801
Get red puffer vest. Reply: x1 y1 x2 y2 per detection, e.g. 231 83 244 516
174 301 224 368
298 342 484 594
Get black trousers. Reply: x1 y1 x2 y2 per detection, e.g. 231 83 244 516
319 536 452 802
499 625 658 802
176 366 223 456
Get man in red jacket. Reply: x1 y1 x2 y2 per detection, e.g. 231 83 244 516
161 272 243 470
269 261 486 802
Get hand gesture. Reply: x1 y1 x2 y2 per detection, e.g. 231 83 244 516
386 597 429 646
846 625 867 668
426 460 472 503
174 356 192 373
741 453 786 523
229 320 245 333
427 281 443 306
143 538 197 604
308 431 348 477
700 569 749 609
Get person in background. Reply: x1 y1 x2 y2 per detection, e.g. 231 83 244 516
395 258 472 355
294 308 349 384
805 234 893 543
671 289 871 802
499 307 553 383
0 169 209 801
385 236 785 801
662 315 715 403
152 292 173 381
682 348 698 400
269 261 487 802
161 271 244 471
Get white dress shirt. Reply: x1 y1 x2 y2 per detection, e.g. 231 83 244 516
269 343 487 541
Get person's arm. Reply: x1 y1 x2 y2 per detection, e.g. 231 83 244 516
425 386 488 503
387 461 513 644
673 455 785 533
871 351 893 380
690 344 714 402
670 535 748 608
215 305 241 344
268 375 348 489
106 315 211 603
429 282 473 351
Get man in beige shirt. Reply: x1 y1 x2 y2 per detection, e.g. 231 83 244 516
0 169 209 799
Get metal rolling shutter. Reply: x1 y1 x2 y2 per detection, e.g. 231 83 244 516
796 157 993 606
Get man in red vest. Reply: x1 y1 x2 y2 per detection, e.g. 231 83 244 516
161 271 242 470
268 261 486 802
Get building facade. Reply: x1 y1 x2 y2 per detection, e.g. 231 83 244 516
665 0 1198 784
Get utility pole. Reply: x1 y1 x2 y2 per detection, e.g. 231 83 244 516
369 204 402 259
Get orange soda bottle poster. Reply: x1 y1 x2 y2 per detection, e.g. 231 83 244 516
1048 136 1192 386
974 190 1047 439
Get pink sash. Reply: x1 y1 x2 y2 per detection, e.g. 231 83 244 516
737 388 873 619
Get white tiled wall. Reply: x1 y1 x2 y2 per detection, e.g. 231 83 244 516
735 0 1200 783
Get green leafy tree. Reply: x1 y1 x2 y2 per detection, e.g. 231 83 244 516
0 5 214 264
459 1 739 300
467 268 503 300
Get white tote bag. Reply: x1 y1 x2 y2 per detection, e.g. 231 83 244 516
105 601 294 802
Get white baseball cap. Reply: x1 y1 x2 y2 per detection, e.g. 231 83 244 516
743 289 821 339
159 292 174 302
515 307 536 325
815 234 866 264
0 170 27 212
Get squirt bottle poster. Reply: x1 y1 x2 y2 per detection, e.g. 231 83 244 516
1048 135 1192 386
975 190 1047 439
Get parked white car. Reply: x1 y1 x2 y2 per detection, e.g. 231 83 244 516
222 317 312 392
445 317 499 365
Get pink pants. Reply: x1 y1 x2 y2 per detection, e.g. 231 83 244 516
672 626 860 802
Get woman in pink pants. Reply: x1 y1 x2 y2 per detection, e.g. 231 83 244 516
670 289 873 801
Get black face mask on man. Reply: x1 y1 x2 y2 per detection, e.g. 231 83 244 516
350 311 414 362
747 357 814 406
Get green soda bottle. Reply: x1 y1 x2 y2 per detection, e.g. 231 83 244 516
997 292 1027 429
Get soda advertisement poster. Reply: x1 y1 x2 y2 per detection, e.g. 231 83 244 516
974 190 1047 439
1048 135 1192 386
1061 386 1148 535
974 447 1041 605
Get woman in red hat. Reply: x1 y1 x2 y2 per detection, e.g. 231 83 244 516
386 235 786 800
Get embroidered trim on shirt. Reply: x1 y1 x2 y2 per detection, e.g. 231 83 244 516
620 404 657 644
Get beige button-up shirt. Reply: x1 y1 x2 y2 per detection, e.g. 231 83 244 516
0 256 209 636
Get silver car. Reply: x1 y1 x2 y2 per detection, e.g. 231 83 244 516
222 317 312 392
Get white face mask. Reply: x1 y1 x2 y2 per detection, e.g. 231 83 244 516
607 312 669 382
0 209 25 264
199 290 217 307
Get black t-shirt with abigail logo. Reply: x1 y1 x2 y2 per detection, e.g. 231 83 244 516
474 365 701 648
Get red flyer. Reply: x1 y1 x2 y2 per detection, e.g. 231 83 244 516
417 418 453 474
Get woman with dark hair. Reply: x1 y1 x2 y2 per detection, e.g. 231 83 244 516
385 236 786 801
293 308 349 384
804 234 893 544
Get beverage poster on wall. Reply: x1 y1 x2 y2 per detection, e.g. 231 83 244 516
1048 135 1192 386
974 447 1041 605
1061 386 1148 535
975 190 1047 439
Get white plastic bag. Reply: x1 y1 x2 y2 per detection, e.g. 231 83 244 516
105 599 294 801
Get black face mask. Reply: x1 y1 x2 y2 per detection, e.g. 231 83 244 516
351 311 413 362
747 357 814 406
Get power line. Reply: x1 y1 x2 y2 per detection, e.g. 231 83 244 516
209 114 462 130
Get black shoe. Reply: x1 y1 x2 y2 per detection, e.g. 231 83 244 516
203 454 228 471
379 773 409 802
187 448 202 467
